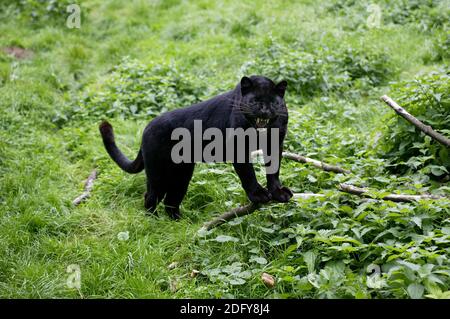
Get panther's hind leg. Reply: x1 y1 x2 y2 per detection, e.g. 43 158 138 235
144 164 167 215
163 163 195 220
144 184 165 215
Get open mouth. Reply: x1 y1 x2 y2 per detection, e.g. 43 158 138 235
255 118 270 128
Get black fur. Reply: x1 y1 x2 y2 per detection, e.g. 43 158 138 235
99 75 293 219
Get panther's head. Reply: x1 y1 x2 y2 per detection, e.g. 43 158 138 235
237 75 288 128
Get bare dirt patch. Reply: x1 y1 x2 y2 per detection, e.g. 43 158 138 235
2 46 33 59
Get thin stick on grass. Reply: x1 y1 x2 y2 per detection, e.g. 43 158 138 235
282 151 351 174
381 95 450 148
72 169 98 206
201 203 259 231
338 183 445 202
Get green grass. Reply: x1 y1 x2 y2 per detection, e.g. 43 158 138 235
0 0 449 298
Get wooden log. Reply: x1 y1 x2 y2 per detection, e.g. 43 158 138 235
381 95 450 148
72 169 98 206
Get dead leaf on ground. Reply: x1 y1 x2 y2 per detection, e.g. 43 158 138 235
261 272 276 288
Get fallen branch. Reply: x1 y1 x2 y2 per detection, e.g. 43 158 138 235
201 193 325 231
381 95 450 148
251 150 350 174
72 169 98 206
201 183 448 230
202 203 258 231
338 183 445 202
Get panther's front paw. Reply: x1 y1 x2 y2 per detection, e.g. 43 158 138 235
270 186 293 203
248 185 272 204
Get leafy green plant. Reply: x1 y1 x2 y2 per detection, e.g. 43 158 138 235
8 0 76 24
382 0 449 32
427 31 450 63
242 42 392 103
195 191 450 298
328 0 449 32
56 57 207 124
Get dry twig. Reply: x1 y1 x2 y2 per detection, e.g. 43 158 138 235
72 170 98 206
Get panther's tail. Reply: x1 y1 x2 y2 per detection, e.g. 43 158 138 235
99 121 144 174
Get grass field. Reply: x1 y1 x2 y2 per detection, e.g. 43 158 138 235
0 0 449 298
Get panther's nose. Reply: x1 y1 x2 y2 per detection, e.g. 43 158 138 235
260 110 272 119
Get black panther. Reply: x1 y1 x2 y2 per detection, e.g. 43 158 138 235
99 75 293 219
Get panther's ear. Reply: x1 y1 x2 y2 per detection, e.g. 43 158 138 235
240 76 253 95
275 80 287 97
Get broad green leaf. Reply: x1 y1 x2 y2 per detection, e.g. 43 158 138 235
329 235 362 246
296 276 313 291
441 227 450 236
411 216 422 228
228 278 246 285
407 283 424 299
430 165 448 177
366 274 386 289
397 260 421 272
303 251 316 274
250 256 268 265
307 273 320 288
